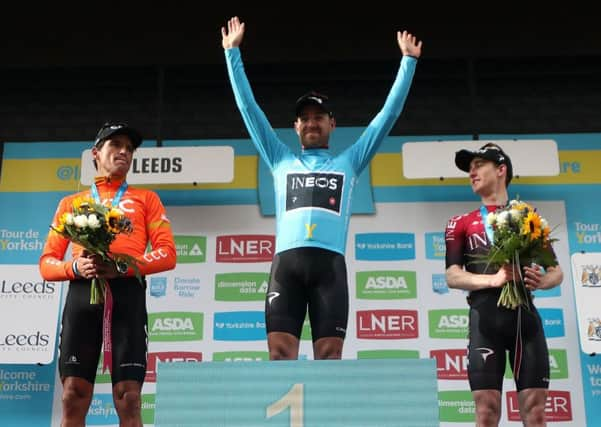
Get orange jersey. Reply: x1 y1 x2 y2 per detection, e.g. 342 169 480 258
39 176 176 280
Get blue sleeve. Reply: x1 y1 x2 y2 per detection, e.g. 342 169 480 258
224 48 289 169
345 56 418 173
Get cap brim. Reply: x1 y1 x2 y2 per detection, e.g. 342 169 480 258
295 100 331 117
95 127 143 149
455 149 476 172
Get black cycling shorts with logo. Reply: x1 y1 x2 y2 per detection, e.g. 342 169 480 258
58 277 148 385
265 247 349 341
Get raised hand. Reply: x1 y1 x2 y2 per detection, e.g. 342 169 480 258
397 30 423 58
221 16 245 49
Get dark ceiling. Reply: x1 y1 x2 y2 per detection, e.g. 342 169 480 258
3 6 600 68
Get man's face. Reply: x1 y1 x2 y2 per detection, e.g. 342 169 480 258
92 134 135 177
294 105 335 149
468 157 505 194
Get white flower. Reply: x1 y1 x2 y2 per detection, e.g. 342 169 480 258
487 212 497 224
73 214 88 228
64 213 74 225
496 211 510 227
509 209 521 222
87 214 101 229
541 218 549 229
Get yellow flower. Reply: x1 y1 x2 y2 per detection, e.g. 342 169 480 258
106 208 124 233
522 211 542 240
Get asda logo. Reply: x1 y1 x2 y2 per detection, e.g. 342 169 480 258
214 272 269 301
174 235 206 264
212 351 269 362
438 390 475 422
355 270 416 300
428 309 469 339
148 312 204 342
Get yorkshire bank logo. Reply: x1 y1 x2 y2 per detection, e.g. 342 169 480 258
213 311 267 341
425 232 445 259
507 390 572 422
539 308 565 338
355 270 416 300
215 272 269 301
354 233 415 261
148 312 204 342
356 310 418 339
174 235 206 263
428 309 469 339
145 351 202 382
430 349 468 380
216 235 275 263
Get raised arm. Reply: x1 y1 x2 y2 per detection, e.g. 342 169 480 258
346 30 422 173
221 16 288 169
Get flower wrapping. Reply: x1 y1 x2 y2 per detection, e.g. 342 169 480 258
475 199 559 309
51 196 141 304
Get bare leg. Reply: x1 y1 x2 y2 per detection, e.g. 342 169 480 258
112 380 143 427
61 376 94 427
313 337 343 359
268 331 300 360
473 389 502 426
518 387 548 426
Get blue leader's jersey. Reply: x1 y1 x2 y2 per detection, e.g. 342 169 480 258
225 47 417 256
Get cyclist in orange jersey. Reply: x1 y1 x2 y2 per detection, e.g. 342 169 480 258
39 122 176 427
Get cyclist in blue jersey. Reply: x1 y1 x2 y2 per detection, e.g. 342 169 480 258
221 16 422 360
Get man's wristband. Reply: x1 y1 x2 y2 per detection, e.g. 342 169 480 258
72 258 80 276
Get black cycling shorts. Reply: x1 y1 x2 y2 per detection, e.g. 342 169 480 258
265 247 348 341
466 290 550 392
58 277 148 385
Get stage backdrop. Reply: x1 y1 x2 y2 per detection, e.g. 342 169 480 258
1 131 600 426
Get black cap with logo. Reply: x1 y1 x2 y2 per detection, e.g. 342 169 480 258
455 143 513 184
295 91 334 117
94 122 143 149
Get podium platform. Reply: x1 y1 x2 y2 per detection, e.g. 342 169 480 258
155 358 439 427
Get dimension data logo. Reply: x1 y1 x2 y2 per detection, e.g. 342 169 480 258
148 312 203 342
213 311 266 341
215 272 269 301
216 235 275 263
355 270 416 300
438 390 475 423
174 235 206 263
355 233 415 261
428 309 469 339
425 232 445 259
356 310 418 339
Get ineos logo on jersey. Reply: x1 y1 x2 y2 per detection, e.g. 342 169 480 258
286 172 343 214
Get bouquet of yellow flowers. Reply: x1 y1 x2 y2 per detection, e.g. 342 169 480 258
51 196 140 304
479 199 558 309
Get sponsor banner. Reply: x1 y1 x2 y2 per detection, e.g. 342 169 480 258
431 273 449 294
213 311 266 341
425 231 446 259
174 235 206 264
148 312 204 342
438 390 476 423
428 309 469 339
356 309 419 339
539 308 566 338
507 390 573 422
212 351 269 362
430 349 468 380
0 265 62 364
355 270 417 300
215 234 275 263
356 349 420 359
354 232 415 261
146 351 202 383
214 272 269 302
